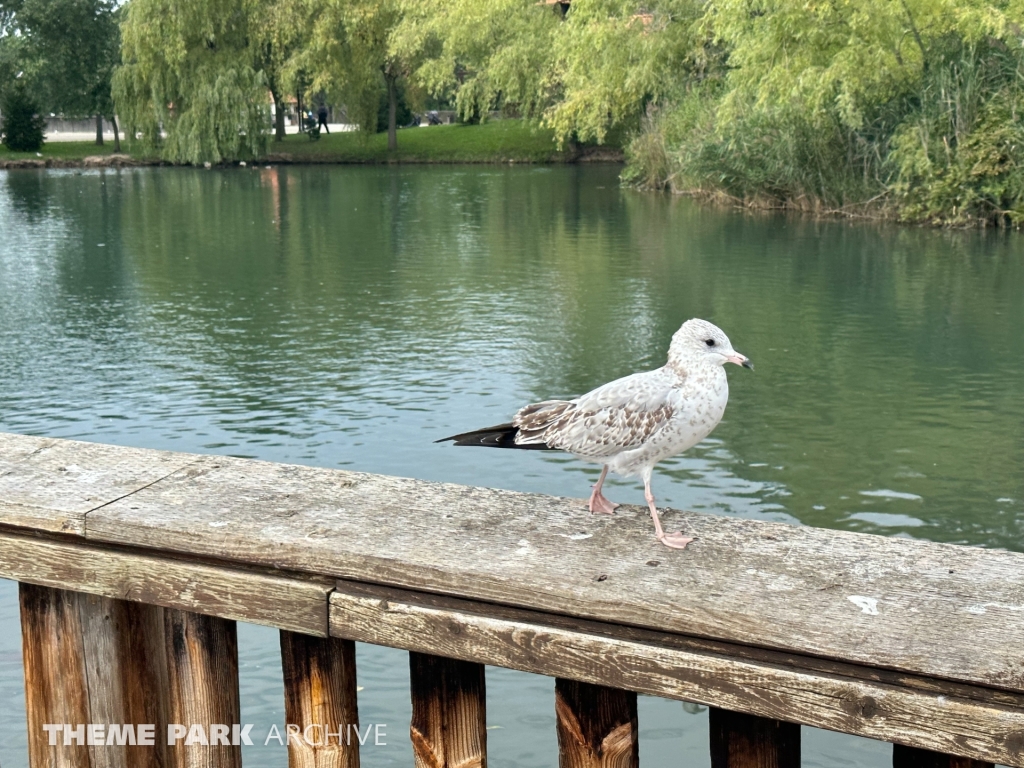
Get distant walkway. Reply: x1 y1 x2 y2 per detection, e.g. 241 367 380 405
44 123 358 143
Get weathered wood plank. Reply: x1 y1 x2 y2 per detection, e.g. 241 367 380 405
20 585 169 768
3 433 1024 693
555 679 638 768
709 708 799 768
164 609 241 768
0 433 194 534
116 600 170 767
0 530 331 636
409 652 487 768
68 442 1024 693
280 631 360 768
327 581 1024 768
20 583 92 768
78 595 168 768
892 744 994 768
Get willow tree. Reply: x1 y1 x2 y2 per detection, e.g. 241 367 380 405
399 0 701 147
113 0 270 163
398 0 559 126
544 0 704 146
297 0 420 150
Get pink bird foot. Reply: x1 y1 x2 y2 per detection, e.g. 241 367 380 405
588 491 619 515
587 465 619 515
645 479 694 550
657 531 695 550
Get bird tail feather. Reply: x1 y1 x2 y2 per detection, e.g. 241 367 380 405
435 423 557 450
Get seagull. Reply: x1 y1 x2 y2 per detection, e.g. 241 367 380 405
438 319 752 549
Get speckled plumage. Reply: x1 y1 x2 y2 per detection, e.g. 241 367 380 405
440 318 752 549
512 319 736 480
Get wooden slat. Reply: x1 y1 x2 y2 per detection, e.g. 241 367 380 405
78 595 168 768
0 530 332 636
327 581 1024 768
280 631 360 768
57 438 1024 693
709 708 799 768
165 609 241 768
409 652 487 768
20 585 169 768
20 583 91 768
555 679 638 768
892 744 994 768
0 433 194 534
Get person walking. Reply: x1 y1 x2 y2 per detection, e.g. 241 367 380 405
317 104 330 134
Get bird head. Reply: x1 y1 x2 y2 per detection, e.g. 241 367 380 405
669 318 753 370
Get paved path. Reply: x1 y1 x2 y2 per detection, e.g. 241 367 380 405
44 124 357 143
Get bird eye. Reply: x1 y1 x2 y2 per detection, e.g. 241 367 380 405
705 339 715 347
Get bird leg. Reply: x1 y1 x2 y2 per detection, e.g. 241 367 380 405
645 478 694 550
587 465 619 515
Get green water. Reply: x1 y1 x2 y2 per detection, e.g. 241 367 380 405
1 164 1022 767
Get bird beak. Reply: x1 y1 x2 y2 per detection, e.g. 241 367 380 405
727 353 753 370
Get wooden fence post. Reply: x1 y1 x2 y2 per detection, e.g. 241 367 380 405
21 583 92 768
280 630 360 768
20 584 169 768
164 609 241 768
555 678 638 768
892 744 994 768
409 652 486 768
709 708 800 768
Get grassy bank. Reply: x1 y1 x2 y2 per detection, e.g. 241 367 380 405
0 120 622 168
0 139 148 164
267 120 601 163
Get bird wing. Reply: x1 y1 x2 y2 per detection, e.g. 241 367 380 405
512 370 681 458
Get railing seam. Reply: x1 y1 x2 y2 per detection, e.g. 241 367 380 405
80 457 205 534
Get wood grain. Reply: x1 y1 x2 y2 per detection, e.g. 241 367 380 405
4 433 1024 759
78 595 167 768
892 744 994 768
0 530 331 636
709 708 799 768
409 652 487 768
280 631 360 768
164 609 241 768
20 585 169 768
61 439 1024 693
20 583 92 768
118 600 170 767
555 679 638 768
328 581 1024 768
0 433 193 535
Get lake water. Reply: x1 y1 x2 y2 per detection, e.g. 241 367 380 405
1 164 1022 768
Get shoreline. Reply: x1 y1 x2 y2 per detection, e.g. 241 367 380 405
0 146 624 171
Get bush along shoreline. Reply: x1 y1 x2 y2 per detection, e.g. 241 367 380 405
622 23 1024 230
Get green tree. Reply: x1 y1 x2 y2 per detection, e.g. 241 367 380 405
0 0 122 149
400 0 701 147
113 0 271 164
299 0 419 150
545 0 703 146
254 0 309 141
18 0 121 148
623 0 1024 224
399 0 558 127
1 83 45 151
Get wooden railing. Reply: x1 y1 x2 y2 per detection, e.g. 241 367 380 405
1 431 1022 768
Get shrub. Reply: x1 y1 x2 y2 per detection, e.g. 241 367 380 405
1 87 46 152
